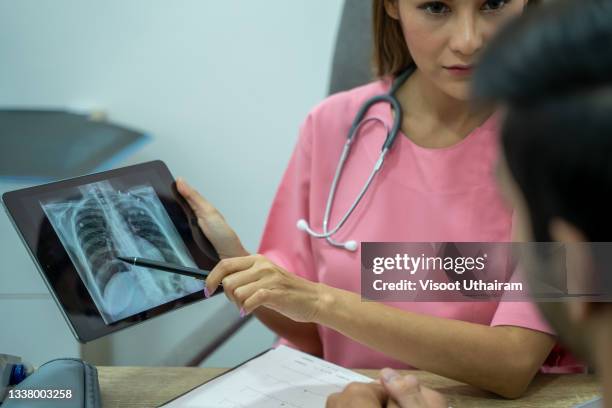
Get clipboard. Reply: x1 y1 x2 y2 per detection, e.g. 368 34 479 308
159 346 372 407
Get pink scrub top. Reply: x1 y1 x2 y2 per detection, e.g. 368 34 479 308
259 79 582 372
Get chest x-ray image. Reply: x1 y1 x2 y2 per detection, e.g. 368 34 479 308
41 180 203 324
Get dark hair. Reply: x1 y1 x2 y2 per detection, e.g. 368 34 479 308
473 0 612 241
372 0 542 78
372 0 412 78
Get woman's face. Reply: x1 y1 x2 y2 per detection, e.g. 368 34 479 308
385 0 528 100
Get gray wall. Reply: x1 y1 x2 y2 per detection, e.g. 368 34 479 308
0 0 343 367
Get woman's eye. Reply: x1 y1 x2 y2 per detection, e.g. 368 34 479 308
481 0 512 12
418 1 451 15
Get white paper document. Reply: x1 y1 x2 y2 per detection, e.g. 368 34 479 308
161 345 373 408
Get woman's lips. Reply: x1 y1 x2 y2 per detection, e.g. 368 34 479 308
444 65 474 76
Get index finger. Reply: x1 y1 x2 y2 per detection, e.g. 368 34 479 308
367 382 388 403
349 382 388 402
326 383 387 408
382 373 427 407
206 256 257 295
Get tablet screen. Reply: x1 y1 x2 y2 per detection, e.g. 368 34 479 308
3 161 219 341
41 179 203 324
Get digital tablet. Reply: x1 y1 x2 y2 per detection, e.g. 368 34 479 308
2 160 220 342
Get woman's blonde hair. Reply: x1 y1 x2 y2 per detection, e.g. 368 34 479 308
371 0 542 78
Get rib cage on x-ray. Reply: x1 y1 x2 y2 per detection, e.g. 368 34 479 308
74 185 183 291
43 181 201 324
74 197 127 292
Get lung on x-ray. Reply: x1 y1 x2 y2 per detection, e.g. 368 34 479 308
41 180 202 324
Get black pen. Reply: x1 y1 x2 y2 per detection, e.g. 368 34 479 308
116 256 210 280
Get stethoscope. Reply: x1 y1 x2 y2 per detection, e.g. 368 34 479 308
297 66 416 251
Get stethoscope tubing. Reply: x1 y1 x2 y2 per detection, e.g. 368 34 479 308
298 67 415 251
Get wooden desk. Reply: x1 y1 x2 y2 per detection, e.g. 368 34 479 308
98 367 600 407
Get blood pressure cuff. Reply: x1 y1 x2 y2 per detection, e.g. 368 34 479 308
1 358 100 408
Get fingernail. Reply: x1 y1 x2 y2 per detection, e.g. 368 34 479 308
204 287 210 298
239 308 246 318
381 368 399 383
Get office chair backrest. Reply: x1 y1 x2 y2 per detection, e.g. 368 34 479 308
328 0 374 95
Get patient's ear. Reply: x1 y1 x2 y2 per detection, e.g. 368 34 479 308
384 0 400 20
549 218 586 243
549 218 594 323
566 299 592 324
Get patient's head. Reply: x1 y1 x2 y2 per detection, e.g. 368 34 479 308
473 0 612 367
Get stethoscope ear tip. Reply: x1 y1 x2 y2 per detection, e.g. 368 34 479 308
296 219 309 231
344 241 358 252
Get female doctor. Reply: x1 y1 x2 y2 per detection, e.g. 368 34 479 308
177 0 566 399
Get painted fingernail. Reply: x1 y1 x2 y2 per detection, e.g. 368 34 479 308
204 287 210 298
239 308 246 318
